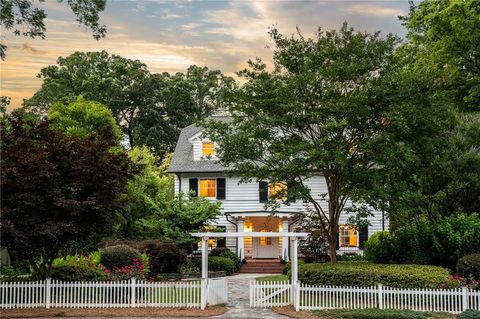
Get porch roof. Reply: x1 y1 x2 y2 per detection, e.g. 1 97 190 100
190 232 308 238
225 211 304 217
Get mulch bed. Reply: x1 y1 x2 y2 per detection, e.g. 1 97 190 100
1 306 227 318
272 306 319 318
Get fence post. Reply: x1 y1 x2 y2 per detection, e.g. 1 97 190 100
378 284 384 309
294 282 300 311
45 278 51 309
462 287 468 311
131 277 136 308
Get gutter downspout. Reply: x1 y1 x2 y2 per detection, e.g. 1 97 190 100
176 173 182 193
225 213 238 253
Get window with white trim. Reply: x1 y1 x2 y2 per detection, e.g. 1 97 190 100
339 225 358 247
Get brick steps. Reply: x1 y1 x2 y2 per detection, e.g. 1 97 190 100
238 259 284 274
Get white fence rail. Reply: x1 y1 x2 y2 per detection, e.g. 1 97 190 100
297 283 480 314
250 280 291 308
250 280 480 314
1 278 202 309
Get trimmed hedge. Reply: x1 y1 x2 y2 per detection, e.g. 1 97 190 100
457 253 480 281
208 256 235 275
364 231 397 264
100 245 142 270
295 262 456 289
144 241 187 274
459 309 480 319
314 308 451 319
51 264 106 281
210 248 241 271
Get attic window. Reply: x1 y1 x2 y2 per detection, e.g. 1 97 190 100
202 142 215 156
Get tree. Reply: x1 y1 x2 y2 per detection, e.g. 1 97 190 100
205 23 399 263
24 51 153 149
25 52 234 159
399 0 480 112
115 146 220 250
0 0 107 59
133 66 235 159
0 111 132 278
48 96 122 141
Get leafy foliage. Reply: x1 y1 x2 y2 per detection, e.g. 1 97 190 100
205 23 399 262
296 262 457 289
144 241 187 274
209 248 241 271
0 111 132 278
296 216 330 263
459 309 480 319
208 256 235 275
25 51 234 158
48 96 121 141
100 245 142 270
457 253 480 282
314 308 452 319
0 0 106 59
364 214 480 269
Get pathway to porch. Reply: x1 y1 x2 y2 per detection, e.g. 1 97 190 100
215 273 290 319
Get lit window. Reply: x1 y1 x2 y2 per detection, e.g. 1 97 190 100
199 179 216 198
259 230 272 246
339 225 358 247
269 182 287 199
202 142 215 156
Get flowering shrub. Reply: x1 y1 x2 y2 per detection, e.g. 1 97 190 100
444 275 480 290
104 258 146 281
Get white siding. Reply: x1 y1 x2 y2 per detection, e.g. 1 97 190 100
192 138 219 161
174 173 387 236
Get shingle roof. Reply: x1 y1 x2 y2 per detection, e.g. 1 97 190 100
167 117 232 173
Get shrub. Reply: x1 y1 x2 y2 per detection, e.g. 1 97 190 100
210 248 241 271
51 264 107 281
459 309 480 319
295 262 455 288
364 231 397 264
51 254 106 281
208 256 235 275
457 253 480 281
282 259 305 275
104 257 146 281
100 245 142 270
314 308 451 319
144 241 187 274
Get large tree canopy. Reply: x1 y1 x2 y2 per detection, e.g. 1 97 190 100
400 0 480 112
0 0 107 59
206 23 400 263
0 110 132 278
25 51 234 159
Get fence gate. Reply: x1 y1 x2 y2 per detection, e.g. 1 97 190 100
208 277 228 305
250 280 291 308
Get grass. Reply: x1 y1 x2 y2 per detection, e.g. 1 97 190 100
313 308 454 319
256 275 289 282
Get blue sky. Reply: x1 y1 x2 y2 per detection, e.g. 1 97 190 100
1 0 411 109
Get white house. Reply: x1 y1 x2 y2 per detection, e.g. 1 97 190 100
167 116 388 261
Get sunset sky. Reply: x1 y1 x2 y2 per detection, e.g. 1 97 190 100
1 0 410 109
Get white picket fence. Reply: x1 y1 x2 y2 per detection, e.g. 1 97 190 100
250 280 291 307
250 280 480 314
0 278 203 309
207 277 228 305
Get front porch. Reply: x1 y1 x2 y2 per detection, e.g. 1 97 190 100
227 212 300 262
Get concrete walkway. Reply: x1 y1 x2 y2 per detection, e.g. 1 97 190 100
213 273 291 319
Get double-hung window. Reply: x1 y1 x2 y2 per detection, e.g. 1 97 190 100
202 142 215 157
199 179 216 198
339 225 358 247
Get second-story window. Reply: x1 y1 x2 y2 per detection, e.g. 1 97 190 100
202 142 215 156
199 179 216 198
269 182 287 200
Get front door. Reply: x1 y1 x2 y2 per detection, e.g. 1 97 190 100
253 230 278 258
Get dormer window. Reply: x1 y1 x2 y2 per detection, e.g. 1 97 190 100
202 142 215 156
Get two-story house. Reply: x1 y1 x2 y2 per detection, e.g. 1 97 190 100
167 116 388 261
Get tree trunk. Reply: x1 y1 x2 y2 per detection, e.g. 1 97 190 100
329 226 338 264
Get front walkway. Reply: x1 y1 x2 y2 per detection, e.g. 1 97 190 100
215 273 290 319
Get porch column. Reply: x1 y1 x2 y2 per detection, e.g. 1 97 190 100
281 219 289 262
237 219 245 260
201 236 208 309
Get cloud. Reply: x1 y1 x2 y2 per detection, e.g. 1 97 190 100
342 4 405 17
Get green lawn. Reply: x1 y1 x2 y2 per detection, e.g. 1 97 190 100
255 275 289 282
313 308 454 319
